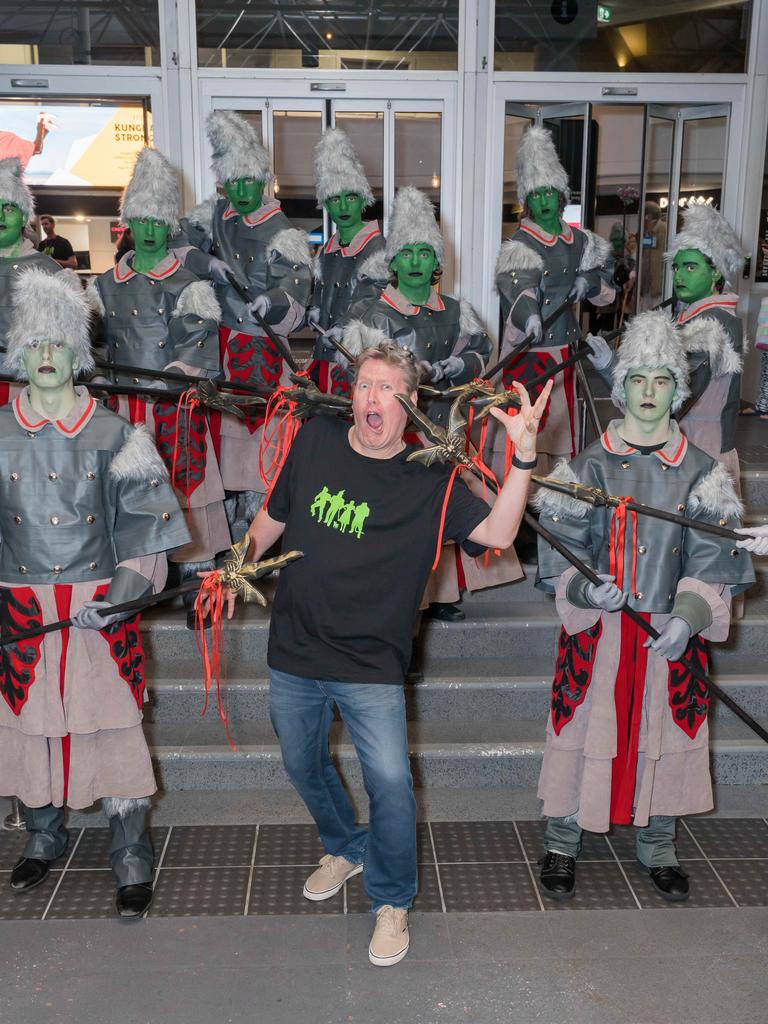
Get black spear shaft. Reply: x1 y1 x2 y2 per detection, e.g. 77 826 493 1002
313 323 355 364
92 358 269 398
0 375 264 408
483 298 575 380
0 579 201 649
531 477 743 543
225 272 299 373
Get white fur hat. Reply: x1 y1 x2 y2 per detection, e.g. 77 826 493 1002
611 309 690 413
314 128 374 208
342 319 393 357
4 268 94 378
384 186 444 265
666 204 745 289
120 147 180 232
0 157 35 220
516 126 570 205
206 110 272 184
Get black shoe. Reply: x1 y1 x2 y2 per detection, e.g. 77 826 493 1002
647 865 689 902
539 851 576 900
425 602 465 622
10 857 50 893
115 882 153 918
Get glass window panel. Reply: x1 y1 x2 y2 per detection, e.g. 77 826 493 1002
494 0 751 74
394 111 442 222
334 111 385 224
0 1 160 66
272 109 324 239
502 114 534 236
196 0 458 71
638 116 674 310
677 115 728 230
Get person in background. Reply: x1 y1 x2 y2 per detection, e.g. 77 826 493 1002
37 215 77 270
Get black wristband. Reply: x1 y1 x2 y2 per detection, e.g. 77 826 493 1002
511 453 537 470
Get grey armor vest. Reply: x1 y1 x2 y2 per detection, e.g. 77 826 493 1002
313 224 385 329
0 392 189 585
94 255 219 387
678 300 743 454
183 198 312 332
536 420 754 611
496 222 597 349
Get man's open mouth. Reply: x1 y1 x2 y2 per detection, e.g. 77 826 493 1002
38 366 55 374
640 402 655 409
366 411 383 431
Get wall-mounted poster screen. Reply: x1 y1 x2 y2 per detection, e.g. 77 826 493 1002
0 100 152 188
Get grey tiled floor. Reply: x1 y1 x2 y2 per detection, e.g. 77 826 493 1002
2 817 768 920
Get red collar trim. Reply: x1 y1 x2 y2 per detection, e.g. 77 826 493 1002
14 393 96 436
113 257 135 283
600 426 687 466
520 220 573 247
380 286 445 316
146 257 181 280
223 201 282 226
676 295 739 325
325 224 382 257
113 254 180 282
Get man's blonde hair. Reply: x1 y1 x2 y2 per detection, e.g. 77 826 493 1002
353 341 419 393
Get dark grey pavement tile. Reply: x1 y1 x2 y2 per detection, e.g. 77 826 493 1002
69 826 168 869
685 817 768 859
710 859 768 907
248 863 343 915
162 824 255 867
0 868 61 920
430 820 524 862
516 817 612 862
229 965 355 1024
45 869 116 920
346 863 443 913
253 823 325 866
439 861 540 913
151 866 250 917
626 859 735 910
0 828 28 869
542 860 638 911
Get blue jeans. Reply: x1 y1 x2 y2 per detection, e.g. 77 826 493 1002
269 669 417 911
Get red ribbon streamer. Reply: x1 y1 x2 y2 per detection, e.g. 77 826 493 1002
608 498 638 594
171 388 202 527
194 571 236 751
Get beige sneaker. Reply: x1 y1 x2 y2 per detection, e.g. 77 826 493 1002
302 854 362 901
368 905 410 967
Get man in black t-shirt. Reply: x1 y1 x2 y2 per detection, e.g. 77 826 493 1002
37 214 77 269
213 338 551 967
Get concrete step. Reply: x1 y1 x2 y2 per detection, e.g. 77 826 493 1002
141 603 768 670
149 731 768 792
145 664 768 724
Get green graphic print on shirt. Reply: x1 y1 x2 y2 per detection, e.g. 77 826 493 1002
310 485 370 538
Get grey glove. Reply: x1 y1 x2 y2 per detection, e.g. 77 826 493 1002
585 332 612 370
208 257 233 285
644 616 692 662
71 599 132 631
433 355 464 381
247 294 272 321
524 314 544 344
734 526 768 556
585 573 628 613
418 360 443 384
307 306 321 330
568 275 591 302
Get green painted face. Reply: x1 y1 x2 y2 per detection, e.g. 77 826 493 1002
0 200 26 251
223 176 265 216
325 191 365 241
22 338 77 390
672 248 720 303
526 187 562 233
390 243 438 304
128 217 170 270
623 366 676 425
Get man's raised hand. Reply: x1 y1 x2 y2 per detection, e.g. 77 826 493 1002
488 379 554 461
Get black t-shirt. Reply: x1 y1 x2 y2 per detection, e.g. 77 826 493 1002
267 416 490 684
37 235 74 262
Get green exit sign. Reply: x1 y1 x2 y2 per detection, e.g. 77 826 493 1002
597 5 611 21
